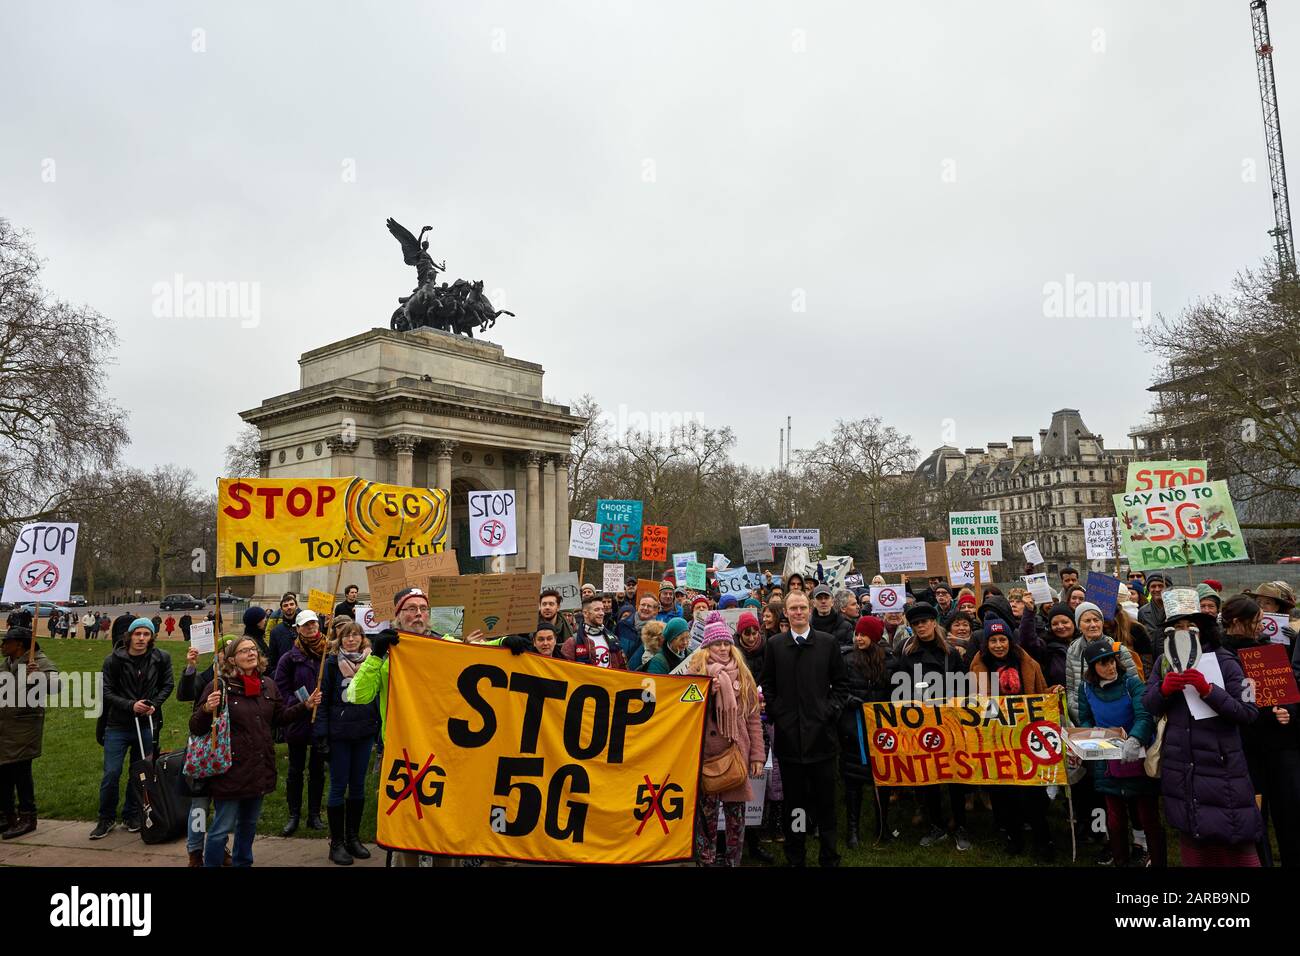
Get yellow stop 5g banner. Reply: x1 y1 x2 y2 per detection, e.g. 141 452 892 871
216 478 450 576
377 638 710 864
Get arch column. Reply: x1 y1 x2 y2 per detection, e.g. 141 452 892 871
542 456 557 573
553 454 570 573
434 439 458 491
525 451 543 572
390 435 419 487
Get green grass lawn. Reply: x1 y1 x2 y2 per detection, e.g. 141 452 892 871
25 637 1153 865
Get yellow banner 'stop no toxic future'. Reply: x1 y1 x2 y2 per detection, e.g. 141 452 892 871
377 638 710 864
216 478 449 576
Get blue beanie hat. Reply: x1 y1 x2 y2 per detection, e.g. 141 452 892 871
718 594 739 609
129 617 156 636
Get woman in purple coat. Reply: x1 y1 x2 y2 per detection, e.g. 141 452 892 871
1143 589 1262 867
273 610 328 836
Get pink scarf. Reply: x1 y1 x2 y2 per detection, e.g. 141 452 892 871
704 646 741 743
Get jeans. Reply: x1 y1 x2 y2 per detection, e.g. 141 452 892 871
205 796 263 867
98 723 153 822
326 736 375 807
187 795 211 853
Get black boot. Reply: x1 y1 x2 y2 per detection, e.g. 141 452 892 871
307 812 325 831
745 828 774 864
326 805 352 866
2 812 35 840
345 799 371 859
281 813 300 837
845 785 862 850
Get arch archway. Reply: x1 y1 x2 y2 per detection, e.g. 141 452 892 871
451 477 491 574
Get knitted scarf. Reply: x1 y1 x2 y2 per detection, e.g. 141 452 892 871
337 647 369 680
296 631 325 658
704 646 741 743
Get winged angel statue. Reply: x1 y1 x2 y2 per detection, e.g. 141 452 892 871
386 217 514 338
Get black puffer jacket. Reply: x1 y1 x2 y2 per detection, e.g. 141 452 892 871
313 654 381 741
812 608 855 647
838 645 895 783
890 637 964 701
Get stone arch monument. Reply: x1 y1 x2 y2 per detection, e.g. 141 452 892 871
239 326 587 601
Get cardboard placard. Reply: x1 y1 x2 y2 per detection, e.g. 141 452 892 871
923 541 952 580
1238 644 1300 707
422 572 543 639
640 525 668 562
878 537 928 574
307 588 335 616
365 550 461 621
634 578 662 609
541 572 582 611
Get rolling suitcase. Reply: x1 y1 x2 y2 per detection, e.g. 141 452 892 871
129 715 187 845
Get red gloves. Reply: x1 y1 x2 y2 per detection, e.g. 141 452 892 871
1183 668 1212 698
1161 670 1188 697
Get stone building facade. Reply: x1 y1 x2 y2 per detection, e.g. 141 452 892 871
913 409 1136 570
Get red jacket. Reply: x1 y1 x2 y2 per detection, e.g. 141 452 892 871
560 627 626 669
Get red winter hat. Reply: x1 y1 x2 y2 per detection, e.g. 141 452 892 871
855 615 885 641
736 611 761 633
957 593 977 608
1201 579 1223 593
690 595 710 611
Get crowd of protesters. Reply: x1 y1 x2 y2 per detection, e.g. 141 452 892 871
1 564 1298 870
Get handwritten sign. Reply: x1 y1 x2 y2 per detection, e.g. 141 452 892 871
3 522 79 605
542 572 582 611
603 563 626 595
596 499 644 561
685 562 707 591
640 525 669 562
878 537 928 574
716 567 751 597
365 550 461 621
307 588 335 617
1083 571 1121 620
739 525 774 564
1084 518 1117 560
1113 481 1247 571
423 572 543 638
1239 644 1300 707
468 490 518 558
568 520 601 560
768 528 821 548
1126 460 1208 492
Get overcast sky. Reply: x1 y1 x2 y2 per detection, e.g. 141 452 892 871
1 1 1287 487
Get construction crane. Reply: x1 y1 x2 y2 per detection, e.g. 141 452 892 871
1251 0 1297 281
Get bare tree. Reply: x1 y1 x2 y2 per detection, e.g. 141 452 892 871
0 219 128 533
224 422 262 477
1146 261 1300 530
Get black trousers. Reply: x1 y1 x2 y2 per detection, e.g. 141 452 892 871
990 787 1050 851
286 741 325 815
1259 748 1300 867
0 760 36 814
924 784 967 830
777 756 839 866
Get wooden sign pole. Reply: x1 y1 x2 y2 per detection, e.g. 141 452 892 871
311 554 348 721
973 561 983 608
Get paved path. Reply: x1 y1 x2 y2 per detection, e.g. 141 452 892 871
0 819 384 867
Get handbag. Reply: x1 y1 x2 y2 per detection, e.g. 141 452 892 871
183 683 233 780
701 741 747 794
1144 717 1166 777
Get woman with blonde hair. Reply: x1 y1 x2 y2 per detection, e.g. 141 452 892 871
683 612 765 866
629 619 665 671
192 636 319 866
314 617 379 865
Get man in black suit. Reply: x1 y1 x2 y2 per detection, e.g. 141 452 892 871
760 589 849 867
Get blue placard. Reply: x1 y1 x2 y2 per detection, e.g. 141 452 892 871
1084 571 1121 621
595 499 644 560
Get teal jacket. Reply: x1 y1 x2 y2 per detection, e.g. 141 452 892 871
1076 672 1158 797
